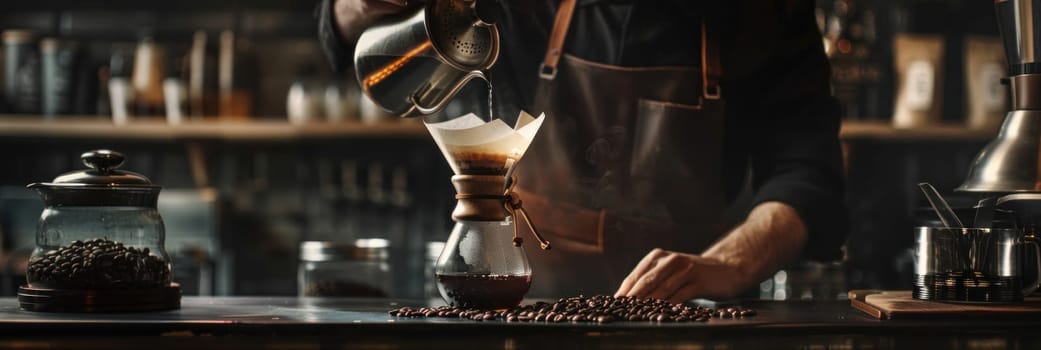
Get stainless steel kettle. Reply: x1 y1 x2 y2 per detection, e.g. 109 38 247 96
353 0 500 118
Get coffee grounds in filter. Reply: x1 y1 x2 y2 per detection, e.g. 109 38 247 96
452 152 511 175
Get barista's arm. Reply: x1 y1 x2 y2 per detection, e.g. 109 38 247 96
318 0 408 72
616 1 847 302
615 202 806 302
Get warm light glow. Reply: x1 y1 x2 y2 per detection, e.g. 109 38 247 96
362 40 433 89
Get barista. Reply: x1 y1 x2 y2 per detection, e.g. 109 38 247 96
318 0 848 303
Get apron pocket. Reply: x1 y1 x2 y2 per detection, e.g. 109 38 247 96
627 98 726 251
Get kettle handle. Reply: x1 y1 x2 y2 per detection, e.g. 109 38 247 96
1024 233 1041 296
473 0 501 26
408 68 487 116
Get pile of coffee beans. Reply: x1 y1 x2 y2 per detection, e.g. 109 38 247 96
389 295 757 324
27 238 171 289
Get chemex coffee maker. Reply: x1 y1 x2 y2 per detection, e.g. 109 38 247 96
353 0 551 310
914 0 1041 303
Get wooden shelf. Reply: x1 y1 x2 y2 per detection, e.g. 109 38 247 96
0 116 430 141
839 121 998 142
0 117 1000 143
0 0 315 11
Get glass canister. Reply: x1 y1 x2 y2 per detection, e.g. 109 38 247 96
298 239 391 297
20 150 179 312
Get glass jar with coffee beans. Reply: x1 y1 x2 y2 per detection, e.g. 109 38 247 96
20 150 179 312
298 239 391 297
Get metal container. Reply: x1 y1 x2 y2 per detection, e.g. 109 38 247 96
353 0 499 117
913 227 1040 302
40 38 80 117
298 239 391 297
3 30 39 114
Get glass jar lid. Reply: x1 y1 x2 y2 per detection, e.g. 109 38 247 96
300 239 390 262
28 150 161 207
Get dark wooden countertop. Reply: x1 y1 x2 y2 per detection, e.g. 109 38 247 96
0 297 1038 349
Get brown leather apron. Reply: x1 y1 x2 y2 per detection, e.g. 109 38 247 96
518 0 729 297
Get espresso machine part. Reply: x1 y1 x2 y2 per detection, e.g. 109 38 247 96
996 193 1041 231
960 0 1041 192
995 193 1041 297
353 0 500 117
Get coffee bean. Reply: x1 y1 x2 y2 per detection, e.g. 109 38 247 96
385 295 757 325
27 238 170 289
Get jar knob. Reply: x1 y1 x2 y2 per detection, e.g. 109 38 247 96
81 150 125 174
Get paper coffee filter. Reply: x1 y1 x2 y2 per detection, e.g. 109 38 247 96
429 113 516 145
425 111 545 174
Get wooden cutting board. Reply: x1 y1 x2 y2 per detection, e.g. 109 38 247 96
849 290 1041 320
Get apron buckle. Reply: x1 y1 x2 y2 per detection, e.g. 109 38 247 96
538 63 558 80
703 84 721 100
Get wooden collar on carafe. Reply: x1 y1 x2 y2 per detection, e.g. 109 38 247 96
452 174 551 250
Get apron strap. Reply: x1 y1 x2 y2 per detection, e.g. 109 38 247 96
539 0 578 80
701 19 722 100
538 0 723 99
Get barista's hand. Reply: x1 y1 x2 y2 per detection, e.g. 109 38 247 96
616 202 807 304
333 0 413 43
614 249 743 304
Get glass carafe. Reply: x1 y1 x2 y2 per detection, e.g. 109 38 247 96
435 220 531 309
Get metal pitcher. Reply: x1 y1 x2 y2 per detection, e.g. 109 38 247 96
353 0 500 118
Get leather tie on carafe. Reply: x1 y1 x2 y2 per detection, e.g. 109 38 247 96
454 175 552 250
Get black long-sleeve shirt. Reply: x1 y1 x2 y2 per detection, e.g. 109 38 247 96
319 0 849 262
